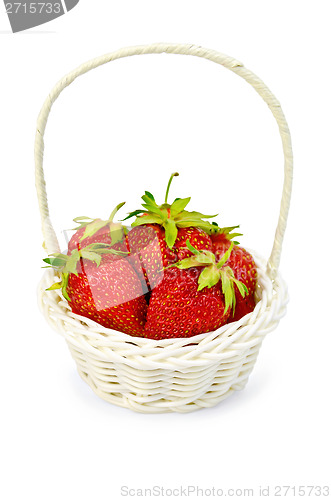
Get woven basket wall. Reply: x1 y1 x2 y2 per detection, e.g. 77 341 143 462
35 44 292 413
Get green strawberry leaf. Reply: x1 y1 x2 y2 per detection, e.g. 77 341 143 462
197 265 221 291
142 194 159 208
122 210 146 221
216 242 234 268
73 216 94 222
86 242 128 255
108 202 126 222
164 219 178 248
145 191 155 201
132 214 163 226
65 256 80 276
185 241 215 264
219 225 240 233
61 273 71 301
197 251 216 264
141 203 165 218
220 267 248 315
43 256 67 267
176 220 217 232
72 216 94 225
80 250 102 267
195 221 219 231
172 243 215 270
230 275 248 298
220 269 235 313
175 220 198 228
46 282 63 291
185 240 200 256
109 224 125 246
209 224 242 241
71 216 96 231
170 197 191 216
180 210 218 219
81 219 108 240
170 256 205 269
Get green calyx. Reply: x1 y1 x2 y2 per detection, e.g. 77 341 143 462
208 222 243 245
43 243 127 301
170 240 248 313
72 202 126 245
123 173 218 249
219 267 248 315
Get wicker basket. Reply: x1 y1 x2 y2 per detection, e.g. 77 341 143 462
36 43 292 413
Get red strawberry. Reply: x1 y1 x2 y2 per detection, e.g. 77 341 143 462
124 173 216 290
144 267 231 340
144 241 247 339
68 202 128 255
44 244 148 336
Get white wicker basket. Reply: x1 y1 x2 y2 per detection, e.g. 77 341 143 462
36 43 292 413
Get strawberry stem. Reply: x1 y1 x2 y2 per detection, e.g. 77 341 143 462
165 172 179 204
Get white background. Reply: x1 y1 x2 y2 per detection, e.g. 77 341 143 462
1 1 331 499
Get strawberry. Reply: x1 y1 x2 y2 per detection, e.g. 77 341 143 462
124 173 215 290
68 202 128 255
144 241 247 339
43 244 148 336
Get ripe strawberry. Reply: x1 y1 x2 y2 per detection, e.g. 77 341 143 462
144 241 247 339
68 202 128 255
124 173 215 290
43 244 148 336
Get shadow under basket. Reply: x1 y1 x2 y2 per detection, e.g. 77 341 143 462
35 44 293 413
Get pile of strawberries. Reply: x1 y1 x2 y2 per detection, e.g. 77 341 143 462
44 173 257 340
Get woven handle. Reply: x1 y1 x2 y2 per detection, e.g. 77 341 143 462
35 43 293 279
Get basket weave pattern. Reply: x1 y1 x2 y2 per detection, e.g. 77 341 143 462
35 44 292 413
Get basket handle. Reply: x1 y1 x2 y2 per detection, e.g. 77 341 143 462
35 43 293 280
